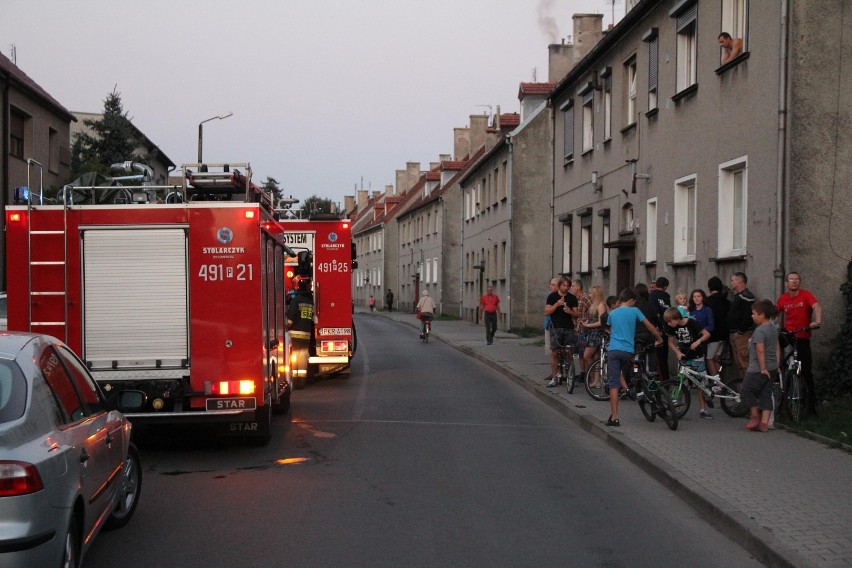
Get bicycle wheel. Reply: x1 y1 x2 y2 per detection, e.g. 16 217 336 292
662 378 691 420
720 378 749 418
785 369 805 423
565 354 576 394
655 385 679 430
638 378 656 422
585 360 609 401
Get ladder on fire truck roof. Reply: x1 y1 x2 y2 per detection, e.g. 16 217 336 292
25 159 69 342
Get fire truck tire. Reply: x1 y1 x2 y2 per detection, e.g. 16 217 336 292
272 390 291 414
293 376 307 390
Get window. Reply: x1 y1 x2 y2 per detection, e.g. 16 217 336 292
673 175 697 261
9 109 26 160
39 347 84 423
500 242 507 278
621 204 635 233
602 69 612 140
562 222 572 274
433 258 438 284
580 214 592 273
674 3 698 92
718 157 748 256
601 212 611 269
645 199 657 263
562 103 575 161
645 29 659 112
625 58 637 126
500 161 508 199
721 0 749 58
49 128 60 173
582 89 594 153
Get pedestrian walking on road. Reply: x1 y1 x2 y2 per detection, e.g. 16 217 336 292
480 285 501 345
386 288 394 312
369 294 376 312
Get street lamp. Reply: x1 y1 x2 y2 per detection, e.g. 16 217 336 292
197 112 233 163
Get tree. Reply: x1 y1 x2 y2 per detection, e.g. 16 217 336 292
299 194 337 217
69 87 149 182
261 176 284 202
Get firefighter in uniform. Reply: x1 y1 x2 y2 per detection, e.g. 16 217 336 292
287 278 315 388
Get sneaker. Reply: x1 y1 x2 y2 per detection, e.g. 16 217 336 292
546 379 558 388
700 409 713 419
605 416 621 427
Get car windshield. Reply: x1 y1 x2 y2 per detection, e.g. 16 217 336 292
0 361 27 424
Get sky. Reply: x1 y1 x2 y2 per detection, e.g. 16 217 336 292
2 0 625 208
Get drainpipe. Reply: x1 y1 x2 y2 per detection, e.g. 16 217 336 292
549 101 556 279
1 68 10 291
506 135 514 332
460 180 465 319
776 0 790 297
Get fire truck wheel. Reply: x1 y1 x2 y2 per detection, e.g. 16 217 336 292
248 403 272 447
293 376 307 390
272 390 291 415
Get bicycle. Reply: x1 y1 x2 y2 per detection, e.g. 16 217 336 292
420 314 432 343
776 326 814 423
630 345 678 431
584 335 610 401
547 326 577 394
663 360 749 419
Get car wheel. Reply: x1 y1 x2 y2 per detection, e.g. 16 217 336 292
61 515 80 568
105 443 142 530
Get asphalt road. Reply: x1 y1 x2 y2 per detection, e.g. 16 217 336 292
84 315 763 568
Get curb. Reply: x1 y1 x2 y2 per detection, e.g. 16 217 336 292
375 312 817 568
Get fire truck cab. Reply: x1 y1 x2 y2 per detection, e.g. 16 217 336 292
6 161 291 445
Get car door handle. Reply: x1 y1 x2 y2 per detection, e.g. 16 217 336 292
80 449 90 464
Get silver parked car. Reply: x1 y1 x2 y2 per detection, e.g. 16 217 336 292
0 332 142 567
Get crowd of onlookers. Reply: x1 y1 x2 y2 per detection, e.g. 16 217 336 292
543 272 822 429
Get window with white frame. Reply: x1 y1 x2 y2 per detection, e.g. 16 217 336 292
602 69 612 140
721 0 748 58
500 161 508 199
718 157 748 257
562 103 575 160
580 215 592 273
673 175 697 261
582 88 594 153
625 57 637 126
501 241 507 278
433 258 438 284
622 204 635 233
562 222 572 274
674 3 698 92
645 199 657 263
601 212 611 269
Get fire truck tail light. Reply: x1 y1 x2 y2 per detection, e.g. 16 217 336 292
9 213 22 222
245 210 256 219
321 340 349 353
209 380 256 396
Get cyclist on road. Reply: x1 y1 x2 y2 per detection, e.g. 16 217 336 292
416 290 436 339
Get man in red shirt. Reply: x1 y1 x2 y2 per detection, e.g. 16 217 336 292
480 286 501 345
777 271 822 416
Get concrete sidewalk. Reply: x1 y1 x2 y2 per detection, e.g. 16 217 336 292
358 308 852 568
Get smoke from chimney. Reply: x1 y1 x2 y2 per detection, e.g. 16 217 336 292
538 0 559 44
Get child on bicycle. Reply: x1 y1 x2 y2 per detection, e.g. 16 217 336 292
664 307 713 418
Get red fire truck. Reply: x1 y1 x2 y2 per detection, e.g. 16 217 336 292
274 215 356 388
6 161 291 445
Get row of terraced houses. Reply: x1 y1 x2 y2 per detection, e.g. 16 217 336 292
347 0 852 366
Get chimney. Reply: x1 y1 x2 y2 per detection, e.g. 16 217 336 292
406 162 421 193
344 195 355 214
395 169 408 194
572 14 604 62
439 153 451 162
469 115 489 153
385 184 394 196
454 127 471 160
357 189 368 209
548 42 574 82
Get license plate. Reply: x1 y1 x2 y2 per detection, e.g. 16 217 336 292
206 397 257 411
318 327 351 336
